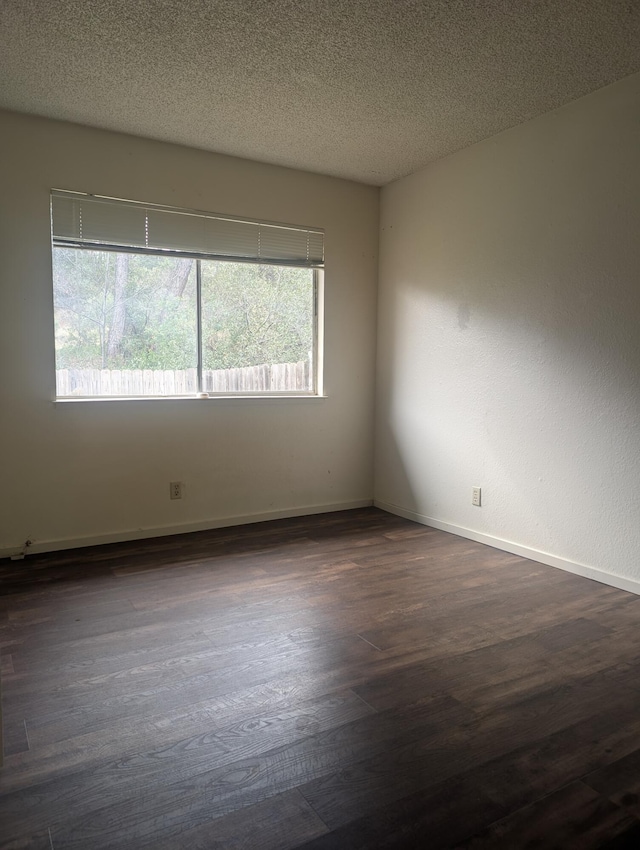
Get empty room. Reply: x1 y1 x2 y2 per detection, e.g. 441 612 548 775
1 1 640 848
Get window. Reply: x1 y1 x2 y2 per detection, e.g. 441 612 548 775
51 191 323 398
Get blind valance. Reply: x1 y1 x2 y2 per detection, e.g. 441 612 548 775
51 190 324 268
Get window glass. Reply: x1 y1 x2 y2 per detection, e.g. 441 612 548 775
200 261 314 393
52 248 316 397
53 248 197 396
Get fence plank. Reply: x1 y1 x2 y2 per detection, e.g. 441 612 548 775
57 369 68 396
162 371 172 395
56 362 312 397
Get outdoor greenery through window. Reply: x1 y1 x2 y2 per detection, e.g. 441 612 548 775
51 191 323 398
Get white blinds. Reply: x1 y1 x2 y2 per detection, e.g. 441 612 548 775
51 190 324 268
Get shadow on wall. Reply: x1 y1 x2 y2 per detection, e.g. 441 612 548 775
374 118 640 564
373 416 420 518
373 69 640 583
377 250 640 540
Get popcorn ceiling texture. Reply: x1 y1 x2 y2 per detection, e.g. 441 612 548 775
2 0 640 184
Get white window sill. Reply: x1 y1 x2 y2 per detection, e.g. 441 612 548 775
54 393 327 403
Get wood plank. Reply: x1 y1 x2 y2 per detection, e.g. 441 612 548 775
152 789 328 850
0 691 373 835
0 831 54 850
584 746 640 817
452 781 639 849
294 776 507 850
1 507 639 849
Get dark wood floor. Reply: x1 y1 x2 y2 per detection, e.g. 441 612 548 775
1 508 640 849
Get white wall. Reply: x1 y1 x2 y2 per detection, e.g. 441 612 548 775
0 111 379 555
375 72 640 590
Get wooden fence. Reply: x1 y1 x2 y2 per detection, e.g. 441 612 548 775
56 361 311 396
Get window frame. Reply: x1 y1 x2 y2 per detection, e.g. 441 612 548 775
51 192 324 401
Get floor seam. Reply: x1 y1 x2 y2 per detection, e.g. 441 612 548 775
349 689 379 714
294 786 333 835
356 633 382 652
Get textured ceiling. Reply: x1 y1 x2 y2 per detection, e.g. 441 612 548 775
2 1 640 185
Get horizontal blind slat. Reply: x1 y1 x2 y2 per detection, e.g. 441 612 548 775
51 194 81 240
51 191 323 267
260 226 312 263
147 209 260 258
81 198 148 247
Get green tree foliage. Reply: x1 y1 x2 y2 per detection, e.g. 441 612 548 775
53 248 314 371
201 260 313 370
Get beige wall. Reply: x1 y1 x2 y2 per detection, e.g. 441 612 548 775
0 111 379 555
375 72 640 590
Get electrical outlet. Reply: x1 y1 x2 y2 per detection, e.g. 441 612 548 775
170 481 183 500
472 486 481 507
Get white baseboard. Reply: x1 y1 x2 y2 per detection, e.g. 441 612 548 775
1 499 373 559
374 499 640 597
